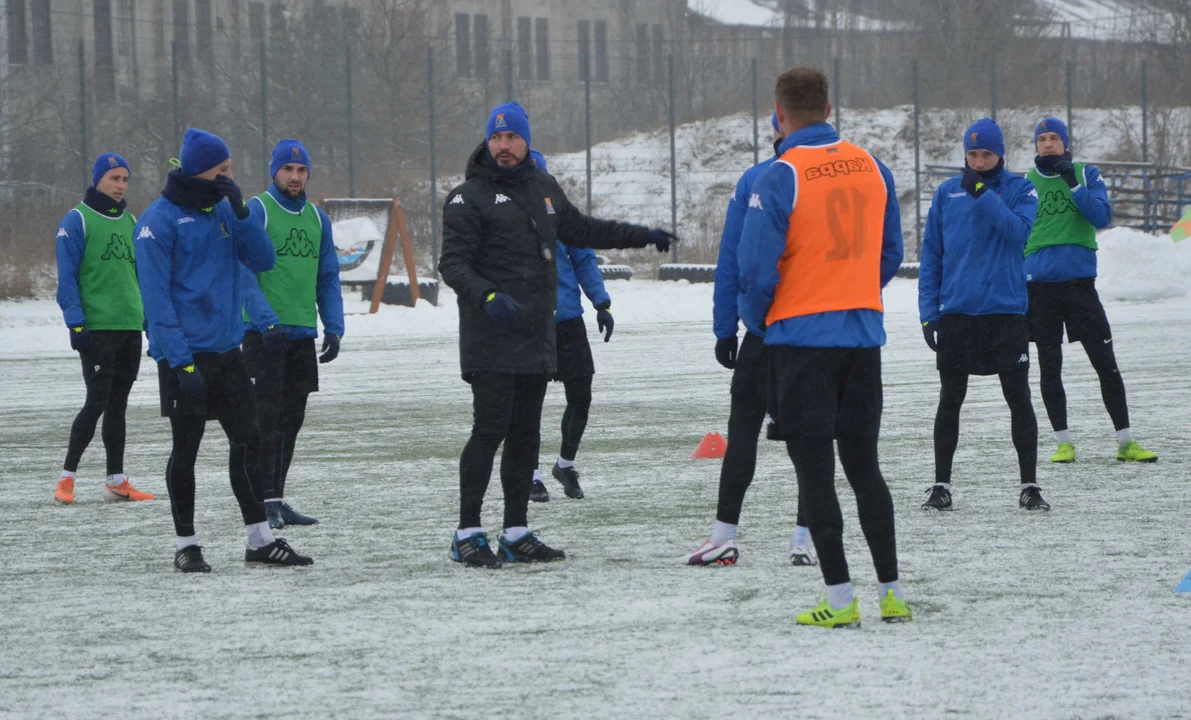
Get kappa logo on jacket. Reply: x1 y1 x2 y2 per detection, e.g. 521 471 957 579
56 228 69 238
449 195 465 205
748 193 763 210
136 226 155 240
495 194 510 205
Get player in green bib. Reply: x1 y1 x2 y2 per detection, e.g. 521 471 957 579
1024 117 1156 465
241 139 344 529
53 153 155 504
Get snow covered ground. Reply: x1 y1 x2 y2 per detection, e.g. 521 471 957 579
1 230 1190 718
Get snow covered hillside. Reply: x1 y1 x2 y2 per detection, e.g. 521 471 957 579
435 105 1189 263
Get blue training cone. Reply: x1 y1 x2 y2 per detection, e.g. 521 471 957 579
1175 569 1191 594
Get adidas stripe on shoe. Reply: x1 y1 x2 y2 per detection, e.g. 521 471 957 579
245 538 313 567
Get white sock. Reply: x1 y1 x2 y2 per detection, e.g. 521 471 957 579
1117 428 1132 447
246 521 275 548
710 521 737 545
106 474 127 487
265 498 282 504
935 483 952 491
791 525 810 548
826 581 855 610
532 469 543 482
879 580 904 601
1055 429 1072 443
177 535 199 550
502 526 530 543
59 470 74 481
456 527 484 541
556 458 576 470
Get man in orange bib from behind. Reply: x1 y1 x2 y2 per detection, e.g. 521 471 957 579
738 67 908 628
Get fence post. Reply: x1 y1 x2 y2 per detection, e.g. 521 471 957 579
346 45 355 197
913 58 921 258
78 40 88 187
1141 60 1148 164
668 54 677 263
1065 60 1074 149
428 47 439 276
260 40 268 186
989 59 997 122
171 40 180 148
506 48 514 100
752 57 759 166
833 55 841 134
585 60 592 214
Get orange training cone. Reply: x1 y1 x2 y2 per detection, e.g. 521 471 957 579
691 432 728 459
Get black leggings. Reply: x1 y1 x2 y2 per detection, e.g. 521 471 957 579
934 369 1037 485
64 375 132 476
1036 340 1129 433
165 409 267 538
786 434 897 586
258 391 309 500
559 375 592 462
459 373 548 530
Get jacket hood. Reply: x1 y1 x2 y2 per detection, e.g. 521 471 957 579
464 142 537 185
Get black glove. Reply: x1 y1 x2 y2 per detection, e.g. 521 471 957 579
319 333 340 364
922 321 939 352
483 292 521 326
961 168 989 199
174 362 206 398
262 325 286 353
1051 152 1078 189
213 175 251 220
647 228 677 253
595 303 614 342
69 326 93 352
1034 153 1061 174
715 335 738 369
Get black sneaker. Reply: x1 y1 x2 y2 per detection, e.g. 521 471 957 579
1019 484 1051 511
451 532 503 569
265 501 285 530
279 502 319 526
245 538 314 566
530 479 550 503
552 462 584 499
922 484 953 511
497 531 566 563
174 545 212 573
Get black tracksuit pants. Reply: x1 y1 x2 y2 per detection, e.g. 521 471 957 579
459 373 549 530
716 332 805 527
1036 340 1130 433
64 330 141 475
934 369 1038 485
159 349 267 537
242 332 319 501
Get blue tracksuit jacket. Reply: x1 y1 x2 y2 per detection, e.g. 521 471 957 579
1023 164 1112 283
714 152 777 340
555 240 610 323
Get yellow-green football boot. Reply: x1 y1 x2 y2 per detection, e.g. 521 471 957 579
1117 440 1157 463
1050 441 1075 463
796 597 861 629
879 590 912 623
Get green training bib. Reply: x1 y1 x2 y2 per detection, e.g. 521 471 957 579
75 204 144 330
252 192 320 328
1025 164 1098 258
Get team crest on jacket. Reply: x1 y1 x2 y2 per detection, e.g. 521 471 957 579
220 223 229 238
544 197 555 214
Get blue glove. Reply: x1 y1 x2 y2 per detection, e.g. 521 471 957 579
961 168 989 199
69 326 93 352
922 321 939 352
648 228 677 253
174 363 206 398
319 333 340 364
213 175 251 220
715 335 738 369
262 325 286 353
483 292 521 326
595 303 614 342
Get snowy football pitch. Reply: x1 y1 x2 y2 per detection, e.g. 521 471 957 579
2 244 1190 718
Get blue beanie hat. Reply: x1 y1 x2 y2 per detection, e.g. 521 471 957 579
271 138 312 180
1034 117 1069 150
92 153 131 187
179 128 231 176
771 110 780 133
485 101 531 149
529 150 547 173
963 118 1005 158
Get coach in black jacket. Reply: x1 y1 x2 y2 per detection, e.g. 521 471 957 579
440 101 673 568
